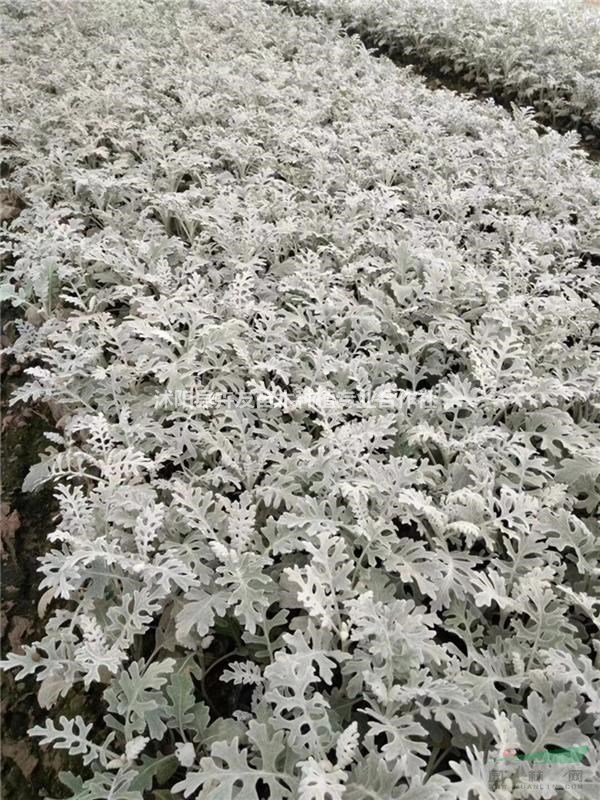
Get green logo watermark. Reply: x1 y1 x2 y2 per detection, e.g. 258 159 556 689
497 746 589 764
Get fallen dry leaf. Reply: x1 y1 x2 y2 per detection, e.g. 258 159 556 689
1 741 39 780
8 615 34 652
0 504 21 561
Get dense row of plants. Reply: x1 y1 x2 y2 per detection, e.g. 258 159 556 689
1 0 600 798
273 0 600 146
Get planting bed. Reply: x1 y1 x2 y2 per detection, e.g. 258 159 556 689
273 0 600 149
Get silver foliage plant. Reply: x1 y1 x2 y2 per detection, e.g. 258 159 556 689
1 0 600 798
275 0 600 144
